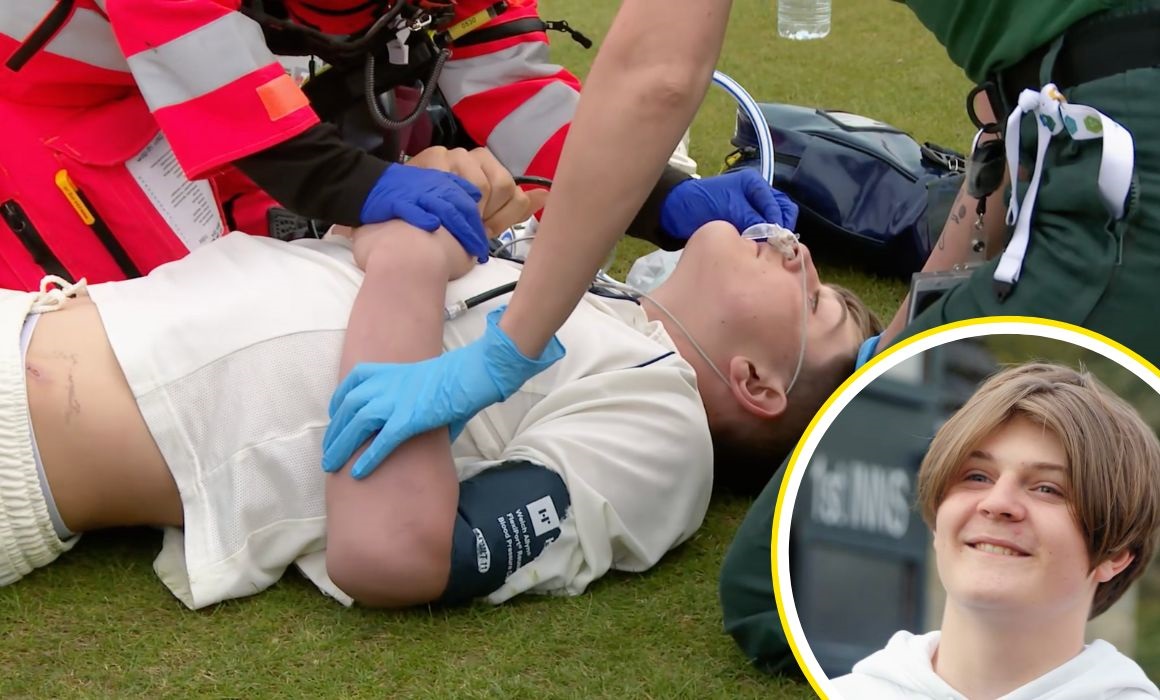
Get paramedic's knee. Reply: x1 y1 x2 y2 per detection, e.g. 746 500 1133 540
438 461 571 605
719 465 799 676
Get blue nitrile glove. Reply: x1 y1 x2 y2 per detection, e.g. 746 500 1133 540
660 169 799 240
322 306 566 479
360 162 490 262
855 334 881 369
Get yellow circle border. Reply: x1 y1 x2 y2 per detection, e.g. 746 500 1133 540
769 316 1160 698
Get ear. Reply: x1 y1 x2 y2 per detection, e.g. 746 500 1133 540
726 355 788 420
1092 549 1135 584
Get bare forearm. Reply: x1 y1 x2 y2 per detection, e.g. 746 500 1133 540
932 178 1009 266
338 251 445 373
326 224 459 607
880 90 1007 349
499 0 734 356
879 175 1008 347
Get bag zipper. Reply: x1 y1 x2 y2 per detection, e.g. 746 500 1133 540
0 200 72 282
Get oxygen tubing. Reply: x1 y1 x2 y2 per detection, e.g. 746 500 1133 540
711 71 775 186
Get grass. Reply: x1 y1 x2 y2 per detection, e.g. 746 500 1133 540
4 1 1155 697
1 499 805 699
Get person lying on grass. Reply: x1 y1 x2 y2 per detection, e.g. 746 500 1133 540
2 148 877 609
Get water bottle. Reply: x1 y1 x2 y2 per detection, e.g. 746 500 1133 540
778 0 831 40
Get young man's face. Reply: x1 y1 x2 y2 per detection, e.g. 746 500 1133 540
666 223 862 377
932 415 1099 619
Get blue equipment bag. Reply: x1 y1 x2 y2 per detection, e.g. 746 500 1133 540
729 103 965 277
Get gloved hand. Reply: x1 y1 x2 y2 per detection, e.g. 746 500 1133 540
855 334 881 369
360 162 490 262
660 169 799 240
322 306 566 479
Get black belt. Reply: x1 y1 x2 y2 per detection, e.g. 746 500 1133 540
990 5 1160 119
449 17 591 49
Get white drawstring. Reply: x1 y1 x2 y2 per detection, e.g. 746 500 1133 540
994 83 1135 294
30 275 87 313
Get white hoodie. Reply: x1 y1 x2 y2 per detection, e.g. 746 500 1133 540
830 630 1159 699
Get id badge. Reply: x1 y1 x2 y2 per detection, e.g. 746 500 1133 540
907 263 983 323
125 133 224 252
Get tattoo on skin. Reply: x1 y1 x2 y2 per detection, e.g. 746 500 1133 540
66 359 80 423
940 191 967 250
32 351 82 422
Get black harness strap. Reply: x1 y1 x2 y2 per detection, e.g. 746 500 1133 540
5 0 77 72
449 17 591 49
990 5 1160 117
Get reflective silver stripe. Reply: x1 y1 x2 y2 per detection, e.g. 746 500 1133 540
0 3 64 41
438 41 563 106
0 3 56 38
44 7 127 72
126 12 276 111
0 3 128 72
486 80 577 176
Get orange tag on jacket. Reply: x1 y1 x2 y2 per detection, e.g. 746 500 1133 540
256 73 310 121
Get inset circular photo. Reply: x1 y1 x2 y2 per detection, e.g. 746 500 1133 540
774 321 1160 699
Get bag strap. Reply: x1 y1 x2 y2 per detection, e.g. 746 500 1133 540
448 17 591 49
5 0 77 72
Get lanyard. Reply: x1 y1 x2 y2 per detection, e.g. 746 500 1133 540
992 83 1134 295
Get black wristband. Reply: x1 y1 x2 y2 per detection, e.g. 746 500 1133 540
625 165 692 251
233 123 389 226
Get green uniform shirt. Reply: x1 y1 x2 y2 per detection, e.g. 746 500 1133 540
903 0 1118 82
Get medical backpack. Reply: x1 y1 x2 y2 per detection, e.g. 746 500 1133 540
728 103 966 278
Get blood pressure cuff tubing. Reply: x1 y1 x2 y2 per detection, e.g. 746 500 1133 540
439 460 571 605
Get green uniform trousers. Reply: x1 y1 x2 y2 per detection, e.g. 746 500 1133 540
718 464 797 675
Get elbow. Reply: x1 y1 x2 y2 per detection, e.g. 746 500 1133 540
645 69 710 113
326 527 453 608
595 36 716 117
614 63 714 118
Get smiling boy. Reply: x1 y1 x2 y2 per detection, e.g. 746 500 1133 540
832 362 1160 699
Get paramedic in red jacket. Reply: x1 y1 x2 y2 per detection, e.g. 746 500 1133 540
0 0 794 291
0 0 559 289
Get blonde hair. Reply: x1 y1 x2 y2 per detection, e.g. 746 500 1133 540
916 362 1160 618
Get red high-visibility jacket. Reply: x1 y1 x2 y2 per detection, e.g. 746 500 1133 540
0 0 580 290
434 0 580 180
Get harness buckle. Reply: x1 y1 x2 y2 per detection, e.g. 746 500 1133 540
409 14 434 32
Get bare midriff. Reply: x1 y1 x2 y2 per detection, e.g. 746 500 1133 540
24 296 183 532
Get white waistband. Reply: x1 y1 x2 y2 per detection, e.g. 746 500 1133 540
20 313 72 540
0 289 79 587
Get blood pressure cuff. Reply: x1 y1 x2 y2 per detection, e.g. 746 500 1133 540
439 460 571 605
